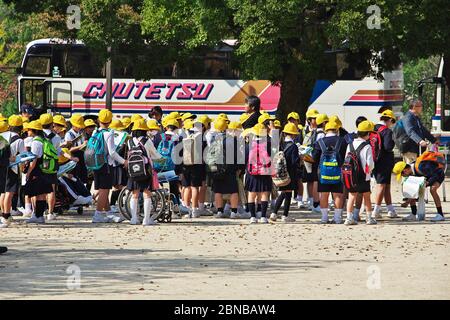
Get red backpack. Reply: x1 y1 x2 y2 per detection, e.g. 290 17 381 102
341 141 369 190
247 140 273 176
369 125 388 162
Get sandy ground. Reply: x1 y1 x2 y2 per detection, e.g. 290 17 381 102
1 178 450 300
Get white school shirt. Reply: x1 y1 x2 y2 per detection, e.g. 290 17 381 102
64 129 85 146
31 137 44 158
43 128 62 155
345 137 374 181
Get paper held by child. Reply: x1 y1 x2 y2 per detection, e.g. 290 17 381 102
402 176 426 199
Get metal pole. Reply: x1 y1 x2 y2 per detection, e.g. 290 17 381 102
105 46 113 110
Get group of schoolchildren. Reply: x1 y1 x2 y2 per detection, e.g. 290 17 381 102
0 95 446 229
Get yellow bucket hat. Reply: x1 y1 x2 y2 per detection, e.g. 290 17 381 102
183 119 195 130
258 112 272 124
274 120 282 128
167 112 182 120
239 112 250 124
165 118 180 128
325 121 340 131
70 114 85 129
121 117 132 129
328 115 342 128
357 120 374 132
282 123 299 135
130 114 144 123
381 109 396 120
98 109 113 124
39 113 53 126
316 114 329 126
132 119 149 131
27 120 43 131
306 109 319 119
181 112 196 121
214 118 228 132
53 115 67 127
109 119 123 130
196 115 212 127
8 115 23 127
58 147 71 164
287 112 300 121
147 119 161 131
392 161 408 181
84 119 97 128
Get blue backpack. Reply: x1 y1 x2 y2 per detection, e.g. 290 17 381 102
84 129 108 171
154 133 175 172
318 138 342 185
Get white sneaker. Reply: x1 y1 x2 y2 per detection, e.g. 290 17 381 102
269 213 277 222
312 206 321 214
92 212 111 223
431 214 445 222
11 210 21 216
259 217 269 224
0 217 12 227
215 211 225 219
374 212 382 219
230 212 240 219
107 212 125 223
0 222 8 228
249 217 258 224
46 213 56 221
191 209 201 218
281 216 296 223
366 217 377 225
331 218 343 224
142 217 157 226
130 217 140 225
402 213 416 222
387 211 398 218
256 211 262 219
320 218 329 224
179 205 190 214
26 215 45 224
344 218 357 226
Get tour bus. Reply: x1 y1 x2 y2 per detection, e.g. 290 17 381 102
307 51 404 130
18 38 407 128
17 39 280 120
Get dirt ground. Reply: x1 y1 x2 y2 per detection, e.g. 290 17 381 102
1 178 450 300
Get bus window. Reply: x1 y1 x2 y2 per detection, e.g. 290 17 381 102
24 56 51 76
322 51 368 81
20 79 45 109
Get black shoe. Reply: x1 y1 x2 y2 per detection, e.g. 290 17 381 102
0 247 7 255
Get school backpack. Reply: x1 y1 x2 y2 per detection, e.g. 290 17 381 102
34 136 59 174
369 125 387 162
183 132 201 165
154 133 175 172
272 143 292 187
84 129 108 171
205 135 227 178
0 136 11 167
127 137 152 181
392 119 409 153
318 138 342 185
341 141 369 190
247 140 273 176
415 151 446 173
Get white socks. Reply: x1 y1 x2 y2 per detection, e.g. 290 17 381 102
320 208 329 222
130 198 139 224
143 198 155 225
373 205 381 215
334 209 343 222
387 204 395 212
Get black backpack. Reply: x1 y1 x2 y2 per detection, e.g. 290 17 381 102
127 138 152 181
341 141 369 190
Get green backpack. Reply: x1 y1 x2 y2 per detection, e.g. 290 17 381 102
34 136 59 174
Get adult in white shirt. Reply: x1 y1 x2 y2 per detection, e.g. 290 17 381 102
344 120 376 226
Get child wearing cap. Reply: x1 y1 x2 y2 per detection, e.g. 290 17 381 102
393 158 445 222
372 110 398 219
344 120 376 226
0 116 26 228
65 114 88 184
312 121 348 224
245 123 273 224
127 119 162 226
270 123 301 223
23 121 54 224
91 110 128 224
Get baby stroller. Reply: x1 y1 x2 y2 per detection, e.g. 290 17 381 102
55 161 92 215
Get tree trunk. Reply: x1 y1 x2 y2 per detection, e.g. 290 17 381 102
276 65 314 125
